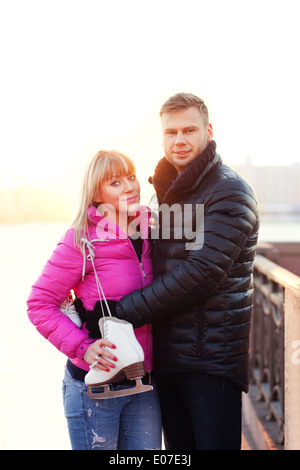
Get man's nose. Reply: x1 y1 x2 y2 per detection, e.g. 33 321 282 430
174 132 186 145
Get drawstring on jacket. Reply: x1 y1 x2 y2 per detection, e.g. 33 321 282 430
81 238 112 319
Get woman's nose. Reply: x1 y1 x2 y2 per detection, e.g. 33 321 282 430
124 180 134 192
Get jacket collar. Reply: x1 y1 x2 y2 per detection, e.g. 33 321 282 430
150 140 220 205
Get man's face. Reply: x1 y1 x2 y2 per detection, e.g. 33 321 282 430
161 106 213 174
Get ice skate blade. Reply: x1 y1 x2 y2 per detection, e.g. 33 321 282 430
87 378 153 400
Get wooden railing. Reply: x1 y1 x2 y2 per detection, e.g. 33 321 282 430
251 254 300 449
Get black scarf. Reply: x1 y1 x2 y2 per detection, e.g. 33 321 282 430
149 140 217 205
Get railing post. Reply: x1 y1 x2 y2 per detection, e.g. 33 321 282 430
284 287 300 450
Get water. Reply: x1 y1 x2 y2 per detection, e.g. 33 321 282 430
258 219 300 243
0 223 71 450
0 220 299 449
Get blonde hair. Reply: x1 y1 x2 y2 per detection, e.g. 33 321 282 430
71 150 136 248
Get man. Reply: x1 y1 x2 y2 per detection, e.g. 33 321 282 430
115 93 260 450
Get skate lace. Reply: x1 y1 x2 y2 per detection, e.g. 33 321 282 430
81 238 112 320
61 298 77 315
103 320 109 340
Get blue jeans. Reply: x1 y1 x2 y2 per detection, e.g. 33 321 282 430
62 368 162 450
156 372 242 450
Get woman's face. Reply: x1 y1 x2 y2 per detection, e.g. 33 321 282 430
97 172 141 220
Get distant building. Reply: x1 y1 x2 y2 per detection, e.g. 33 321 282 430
231 158 300 216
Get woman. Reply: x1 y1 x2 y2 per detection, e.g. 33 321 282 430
27 150 161 450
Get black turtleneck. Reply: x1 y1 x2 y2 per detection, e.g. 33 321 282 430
150 140 217 205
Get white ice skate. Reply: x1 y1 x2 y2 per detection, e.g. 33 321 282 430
85 317 153 399
85 316 153 399
60 293 82 328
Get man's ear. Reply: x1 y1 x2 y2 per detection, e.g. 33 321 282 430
207 123 213 142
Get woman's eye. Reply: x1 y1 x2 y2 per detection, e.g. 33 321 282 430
129 175 136 181
111 180 120 186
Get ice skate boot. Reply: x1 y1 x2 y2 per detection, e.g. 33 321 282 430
60 293 82 328
85 317 153 399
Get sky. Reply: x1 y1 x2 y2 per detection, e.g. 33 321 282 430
1 0 299 204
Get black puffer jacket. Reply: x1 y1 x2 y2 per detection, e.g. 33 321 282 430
116 141 259 392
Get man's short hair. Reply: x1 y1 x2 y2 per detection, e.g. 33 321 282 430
160 92 209 126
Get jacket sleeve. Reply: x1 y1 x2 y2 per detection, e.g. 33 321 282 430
27 229 94 359
116 181 259 328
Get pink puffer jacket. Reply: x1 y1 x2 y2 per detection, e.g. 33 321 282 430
27 205 153 373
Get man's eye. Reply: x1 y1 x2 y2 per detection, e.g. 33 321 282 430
165 130 175 135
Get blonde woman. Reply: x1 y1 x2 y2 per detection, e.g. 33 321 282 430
27 150 161 450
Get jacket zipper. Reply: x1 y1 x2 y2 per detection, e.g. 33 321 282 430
128 239 152 378
139 262 146 278
139 258 152 381
139 257 152 380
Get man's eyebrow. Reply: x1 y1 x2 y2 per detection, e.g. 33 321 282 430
163 125 199 132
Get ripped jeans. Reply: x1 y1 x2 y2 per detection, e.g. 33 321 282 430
62 367 162 450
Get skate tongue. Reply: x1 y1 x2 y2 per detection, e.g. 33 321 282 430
99 316 130 337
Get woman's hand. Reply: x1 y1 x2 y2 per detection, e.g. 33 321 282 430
83 339 118 371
